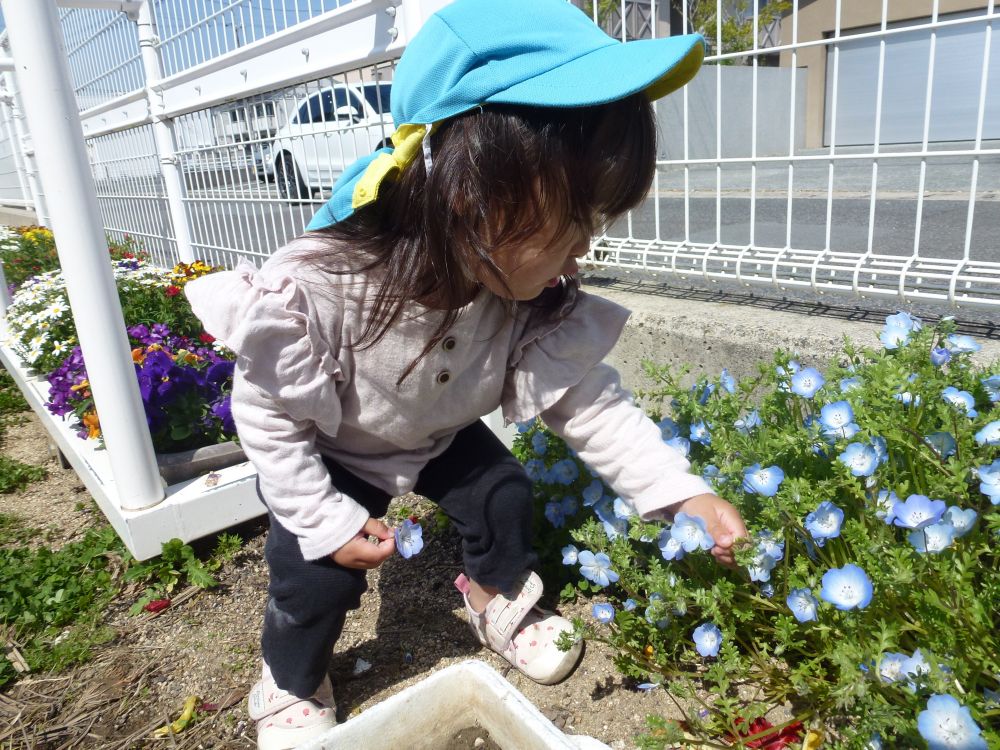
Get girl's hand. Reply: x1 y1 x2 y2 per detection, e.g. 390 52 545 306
331 518 396 569
673 493 747 568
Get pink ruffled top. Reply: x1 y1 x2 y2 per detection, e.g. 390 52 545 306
186 238 711 560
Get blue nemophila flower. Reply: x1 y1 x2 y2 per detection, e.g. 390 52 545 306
931 347 952 366
692 622 723 657
877 652 910 683
747 547 778 583
734 409 761 434
530 431 547 456
394 519 424 559
689 420 711 445
582 479 604 507
524 459 546 482
561 544 579 565
755 530 784 562
695 382 716 405
665 436 690 457
838 442 879 477
903 649 932 691
974 420 1000 446
925 431 957 459
622 598 637 611
880 324 912 349
865 733 883 750
786 588 819 622
671 512 715 552
719 369 736 394
601 515 629 541
548 458 579 485
544 495 577 528
886 310 923 332
894 389 921 407
776 360 801 391
759 582 775 598
944 506 977 537
946 333 982 354
592 603 615 624
819 400 859 439
893 494 946 530
873 490 899 523
742 463 784 496
942 386 978 418
578 550 619 587
909 521 957 553
790 367 825 398
979 460 1000 503
805 501 844 546
636 682 660 692
840 376 862 393
657 416 680 440
871 435 888 465
658 528 685 561
981 374 1000 402
983 688 1000 708
820 563 873 610
612 497 632 520
820 400 854 430
515 418 536 433
917 694 988 750
645 593 670 628
701 464 727 487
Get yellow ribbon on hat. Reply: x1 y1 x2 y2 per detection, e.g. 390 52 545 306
352 123 431 210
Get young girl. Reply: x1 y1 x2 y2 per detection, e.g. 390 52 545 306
187 0 747 747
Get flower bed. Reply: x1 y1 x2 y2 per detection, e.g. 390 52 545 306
515 313 999 749
1 230 236 458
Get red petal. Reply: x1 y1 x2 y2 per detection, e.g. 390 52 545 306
142 598 171 613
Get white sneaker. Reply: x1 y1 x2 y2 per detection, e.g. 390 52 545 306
455 571 583 685
248 663 337 750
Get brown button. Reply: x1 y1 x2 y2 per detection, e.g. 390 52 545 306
436 370 451 384
442 336 457 351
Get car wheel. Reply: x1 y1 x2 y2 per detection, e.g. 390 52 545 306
275 155 310 204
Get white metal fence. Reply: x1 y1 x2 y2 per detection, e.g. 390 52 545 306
2 0 1000 308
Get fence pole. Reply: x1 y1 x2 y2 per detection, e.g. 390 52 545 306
135 0 195 264
0 68 48 224
1 0 165 510
0 84 31 212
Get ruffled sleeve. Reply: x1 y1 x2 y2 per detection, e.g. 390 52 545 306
184 260 366 560
504 288 712 519
501 289 631 424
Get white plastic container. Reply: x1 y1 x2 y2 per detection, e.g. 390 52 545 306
298 660 610 750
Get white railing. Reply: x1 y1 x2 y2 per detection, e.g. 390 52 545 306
1 0 996 307
590 0 1000 308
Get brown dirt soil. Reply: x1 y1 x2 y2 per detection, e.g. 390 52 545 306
0 411 698 750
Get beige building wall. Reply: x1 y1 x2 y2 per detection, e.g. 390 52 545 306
779 0 988 148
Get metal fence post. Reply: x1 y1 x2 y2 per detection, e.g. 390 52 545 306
0 68 48 223
2 0 165 511
0 83 31 212
135 0 195 264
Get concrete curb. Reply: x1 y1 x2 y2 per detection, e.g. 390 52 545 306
588 282 1000 395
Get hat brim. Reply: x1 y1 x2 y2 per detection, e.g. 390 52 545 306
484 33 704 110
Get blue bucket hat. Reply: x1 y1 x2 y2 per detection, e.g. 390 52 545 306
307 0 704 230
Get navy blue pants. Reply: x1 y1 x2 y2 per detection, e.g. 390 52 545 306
259 420 537 698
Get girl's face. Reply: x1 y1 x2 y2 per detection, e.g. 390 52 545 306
478 221 591 301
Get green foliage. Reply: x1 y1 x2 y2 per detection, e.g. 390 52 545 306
0 519 226 688
124 537 220 614
678 0 790 60
514 318 1000 748
0 367 29 416
0 454 47 493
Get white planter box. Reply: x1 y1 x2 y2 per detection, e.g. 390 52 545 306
299 660 609 750
0 326 266 560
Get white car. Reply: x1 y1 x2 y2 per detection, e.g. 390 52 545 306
270 82 393 202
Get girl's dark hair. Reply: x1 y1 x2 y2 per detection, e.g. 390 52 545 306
302 91 657 382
